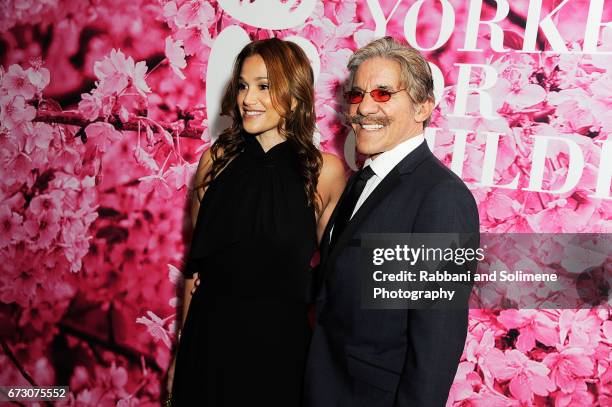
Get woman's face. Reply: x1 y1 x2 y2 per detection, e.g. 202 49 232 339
237 54 284 137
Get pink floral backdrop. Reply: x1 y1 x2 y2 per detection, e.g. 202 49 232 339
1 0 611 405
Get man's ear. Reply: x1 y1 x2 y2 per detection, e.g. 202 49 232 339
414 99 434 124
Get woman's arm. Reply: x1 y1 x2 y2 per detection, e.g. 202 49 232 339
167 148 213 394
316 152 346 244
182 148 213 324
189 148 213 229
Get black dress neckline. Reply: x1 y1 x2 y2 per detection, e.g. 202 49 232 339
244 135 290 161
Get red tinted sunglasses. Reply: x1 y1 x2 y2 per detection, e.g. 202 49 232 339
344 88 408 104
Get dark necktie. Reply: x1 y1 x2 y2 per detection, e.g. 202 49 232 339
330 165 376 249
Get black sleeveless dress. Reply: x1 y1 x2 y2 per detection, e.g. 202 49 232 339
172 134 317 406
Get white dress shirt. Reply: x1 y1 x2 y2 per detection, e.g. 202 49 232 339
350 134 425 218
330 134 425 241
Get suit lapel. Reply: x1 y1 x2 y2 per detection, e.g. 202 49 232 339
320 142 433 283
321 169 400 282
331 169 400 256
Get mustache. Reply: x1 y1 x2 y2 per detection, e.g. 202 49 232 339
346 113 391 126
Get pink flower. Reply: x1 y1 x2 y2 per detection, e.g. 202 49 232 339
497 309 559 352
485 348 555 403
75 388 108 405
0 205 23 248
23 209 61 249
93 49 150 97
97 72 129 97
488 54 547 110
94 49 130 81
138 169 173 200
174 25 213 56
543 347 594 392
84 122 121 152
2 64 37 99
26 66 50 91
353 28 376 48
446 361 481 405
553 380 595 407
162 0 179 20
109 361 127 389
464 328 497 387
29 191 62 214
175 0 215 28
10 149 38 180
553 99 596 135
481 190 519 223
465 386 520 407
117 397 140 407
559 309 602 349
0 95 36 129
167 263 182 285
69 366 89 393
591 26 612 71
31 356 55 385
603 320 612 342
166 161 197 190
165 37 187 80
495 78 546 110
78 92 102 121
24 122 54 153
133 145 159 172
327 0 356 25
526 194 598 233
136 310 172 348
118 105 129 123
129 60 151 96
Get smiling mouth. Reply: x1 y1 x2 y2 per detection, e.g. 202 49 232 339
244 110 264 117
360 123 385 131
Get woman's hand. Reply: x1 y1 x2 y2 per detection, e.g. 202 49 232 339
191 276 200 295
167 272 198 399
166 354 177 395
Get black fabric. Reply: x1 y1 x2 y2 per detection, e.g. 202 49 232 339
329 165 374 249
172 134 317 406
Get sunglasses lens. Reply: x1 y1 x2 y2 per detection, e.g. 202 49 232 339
346 91 363 104
371 89 392 102
346 89 396 103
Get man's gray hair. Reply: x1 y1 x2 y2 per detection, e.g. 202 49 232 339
347 36 435 127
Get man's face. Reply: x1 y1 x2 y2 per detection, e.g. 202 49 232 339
348 57 423 159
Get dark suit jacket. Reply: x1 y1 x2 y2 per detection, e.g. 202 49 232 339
304 141 480 407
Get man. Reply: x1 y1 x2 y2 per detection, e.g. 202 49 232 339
304 37 479 407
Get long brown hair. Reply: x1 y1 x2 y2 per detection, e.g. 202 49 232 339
205 38 322 212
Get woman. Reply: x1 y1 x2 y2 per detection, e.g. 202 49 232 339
168 38 345 406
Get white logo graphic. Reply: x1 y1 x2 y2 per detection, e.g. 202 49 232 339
206 26 251 141
217 0 316 29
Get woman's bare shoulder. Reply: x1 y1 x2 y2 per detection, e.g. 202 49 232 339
318 152 346 202
319 152 346 184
